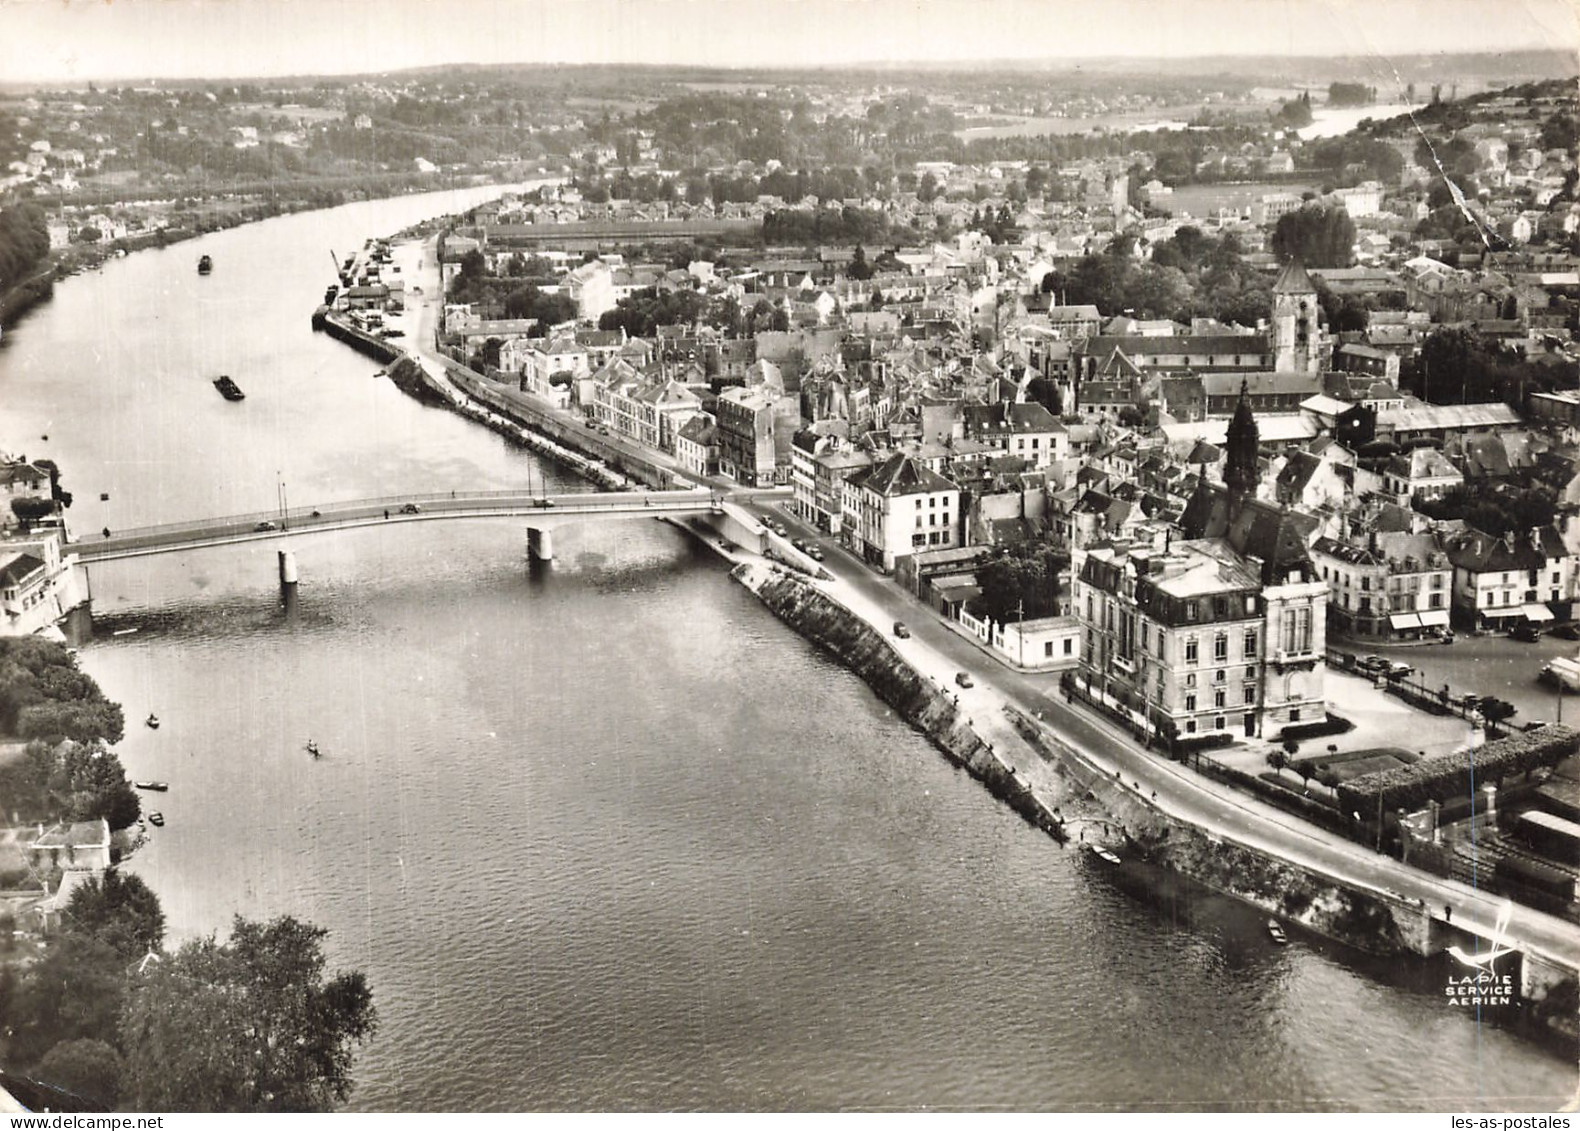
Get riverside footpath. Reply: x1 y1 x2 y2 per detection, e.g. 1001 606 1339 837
707 500 1580 1019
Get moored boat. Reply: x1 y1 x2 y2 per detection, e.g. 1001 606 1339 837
198 255 212 275
213 375 245 401
148 812 165 827
145 713 160 729
1267 918 1289 945
133 781 169 792
1087 844 1122 865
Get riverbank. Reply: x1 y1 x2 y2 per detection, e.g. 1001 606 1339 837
0 172 556 338
724 557 1580 1052
314 307 628 490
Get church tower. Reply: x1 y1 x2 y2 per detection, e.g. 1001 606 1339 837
1224 378 1260 505
1272 258 1319 374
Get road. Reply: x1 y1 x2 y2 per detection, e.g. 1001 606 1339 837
739 497 1580 973
72 488 778 561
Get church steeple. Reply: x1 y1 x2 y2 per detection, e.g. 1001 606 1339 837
1272 257 1319 374
1224 377 1259 502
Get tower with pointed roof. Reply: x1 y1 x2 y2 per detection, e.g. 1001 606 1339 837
1224 377 1260 504
1272 258 1319 374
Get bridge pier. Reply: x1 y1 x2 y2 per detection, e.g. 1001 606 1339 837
278 550 298 586
527 526 554 562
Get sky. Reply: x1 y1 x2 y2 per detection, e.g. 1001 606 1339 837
0 0 1575 84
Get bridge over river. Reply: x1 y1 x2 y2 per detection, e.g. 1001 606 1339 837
73 487 785 562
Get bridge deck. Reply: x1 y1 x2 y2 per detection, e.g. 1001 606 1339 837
73 490 732 561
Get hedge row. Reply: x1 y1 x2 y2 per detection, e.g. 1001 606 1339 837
1336 726 1580 814
1279 712 1355 742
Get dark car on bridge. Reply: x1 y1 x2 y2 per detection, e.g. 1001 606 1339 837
253 520 278 532
400 503 421 515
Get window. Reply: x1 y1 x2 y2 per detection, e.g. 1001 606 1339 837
1063 638 1073 656
1244 629 1258 658
1214 716 1225 731
1186 721 1197 734
1185 672 1197 688
1214 669 1225 683
1280 606 1312 655
1243 685 1256 705
1185 637 1199 664
1214 633 1228 661
1045 641 1054 658
1185 694 1197 711
1290 709 1302 723
1141 622 1151 651
1214 689 1226 708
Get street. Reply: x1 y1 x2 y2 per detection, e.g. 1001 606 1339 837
738 496 1580 972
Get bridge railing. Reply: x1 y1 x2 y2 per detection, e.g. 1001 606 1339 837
73 490 724 550
85 491 551 542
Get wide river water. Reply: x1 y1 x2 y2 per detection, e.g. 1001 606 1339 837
1 188 1575 1111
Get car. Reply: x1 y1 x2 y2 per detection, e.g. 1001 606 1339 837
1511 623 1543 643
1385 661 1414 679
253 520 278 532
585 419 597 428
955 672 974 688
792 538 807 552
399 503 421 515
1354 655 1388 676
1552 622 1580 641
808 547 825 562
893 622 910 638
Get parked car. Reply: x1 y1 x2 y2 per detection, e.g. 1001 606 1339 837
1385 661 1414 680
1553 622 1580 641
808 547 825 562
253 520 278 532
1511 623 1543 643
400 503 421 515
1354 655 1388 676
955 672 974 688
585 419 597 428
893 622 910 638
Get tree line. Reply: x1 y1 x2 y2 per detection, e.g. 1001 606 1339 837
0 639 376 1112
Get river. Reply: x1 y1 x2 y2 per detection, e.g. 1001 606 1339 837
2 190 1575 1111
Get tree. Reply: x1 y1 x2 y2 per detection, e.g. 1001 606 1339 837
1267 750 1288 777
7 936 128 1067
975 545 1063 626
65 871 165 959
847 244 872 281
35 1039 124 1110
458 248 485 280
1272 204 1357 268
10 495 54 526
120 916 376 1113
1479 698 1516 726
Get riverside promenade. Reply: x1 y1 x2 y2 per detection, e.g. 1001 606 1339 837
721 497 1580 979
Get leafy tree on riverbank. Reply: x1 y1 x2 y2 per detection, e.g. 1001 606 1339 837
0 203 50 289
65 871 166 959
0 637 124 745
21 739 141 830
120 916 377 1112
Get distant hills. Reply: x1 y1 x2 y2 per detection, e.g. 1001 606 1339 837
2 49 1574 93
